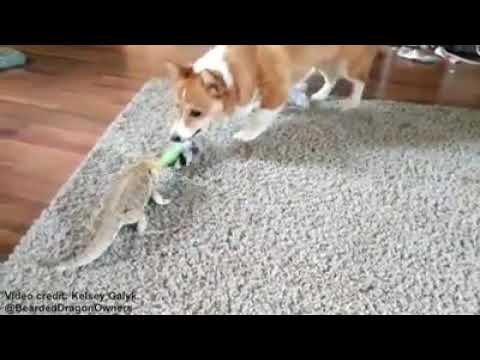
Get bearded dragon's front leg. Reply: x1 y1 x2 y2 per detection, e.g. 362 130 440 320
122 209 148 235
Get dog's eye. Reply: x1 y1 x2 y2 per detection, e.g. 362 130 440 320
190 110 202 118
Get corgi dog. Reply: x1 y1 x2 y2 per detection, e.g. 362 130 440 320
166 45 379 143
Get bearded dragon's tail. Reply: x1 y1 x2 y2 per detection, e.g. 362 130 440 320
42 217 122 272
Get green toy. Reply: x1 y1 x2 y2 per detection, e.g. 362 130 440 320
154 141 198 169
156 142 188 168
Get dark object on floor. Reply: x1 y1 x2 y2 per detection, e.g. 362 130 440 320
396 46 441 64
397 45 480 65
434 47 480 66
438 45 479 57
0 48 27 70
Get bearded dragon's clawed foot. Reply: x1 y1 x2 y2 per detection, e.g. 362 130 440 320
152 191 171 206
136 216 148 236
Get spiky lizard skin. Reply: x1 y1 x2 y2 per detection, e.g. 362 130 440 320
51 159 170 272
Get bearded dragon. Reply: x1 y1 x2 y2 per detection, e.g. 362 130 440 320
45 142 197 272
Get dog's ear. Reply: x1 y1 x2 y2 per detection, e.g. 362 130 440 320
199 70 227 98
164 61 193 79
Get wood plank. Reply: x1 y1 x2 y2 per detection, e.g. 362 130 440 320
0 81 124 121
0 194 45 234
0 140 83 185
0 169 61 204
1 71 141 107
0 230 21 256
0 100 106 133
13 124 99 154
367 80 480 109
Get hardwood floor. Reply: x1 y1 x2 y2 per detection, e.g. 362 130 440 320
1 45 480 256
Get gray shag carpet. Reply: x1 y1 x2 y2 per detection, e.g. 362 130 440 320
1 79 480 315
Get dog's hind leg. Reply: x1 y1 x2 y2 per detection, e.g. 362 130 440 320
338 48 376 111
338 76 365 111
311 64 340 101
294 67 316 92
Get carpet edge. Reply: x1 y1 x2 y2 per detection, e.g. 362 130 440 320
4 79 160 263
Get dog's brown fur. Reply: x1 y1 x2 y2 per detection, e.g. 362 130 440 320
166 45 380 142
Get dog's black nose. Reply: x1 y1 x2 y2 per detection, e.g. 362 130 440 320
191 144 200 155
170 134 182 143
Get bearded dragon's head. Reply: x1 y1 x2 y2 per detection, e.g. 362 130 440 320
142 159 162 179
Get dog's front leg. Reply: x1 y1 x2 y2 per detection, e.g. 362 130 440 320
234 86 287 142
233 107 283 142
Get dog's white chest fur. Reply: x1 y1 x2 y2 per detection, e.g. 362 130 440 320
233 100 260 119
193 46 234 88
232 90 261 120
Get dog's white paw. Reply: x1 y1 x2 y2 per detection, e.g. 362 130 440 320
311 91 330 102
294 82 308 93
234 129 262 142
289 88 310 109
339 100 360 112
